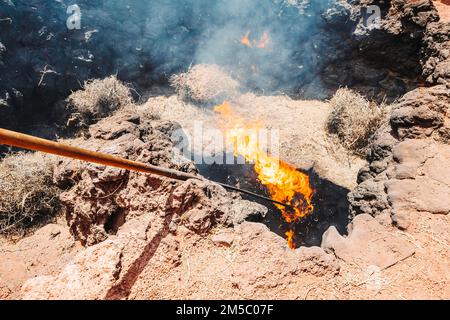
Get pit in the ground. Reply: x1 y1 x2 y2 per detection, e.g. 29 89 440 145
197 155 350 247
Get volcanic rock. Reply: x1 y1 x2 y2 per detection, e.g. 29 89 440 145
347 12 450 229
54 109 269 246
20 215 337 299
22 239 124 300
211 231 235 247
349 84 450 226
348 5 448 225
125 221 339 299
231 222 340 278
421 21 450 85
391 85 450 141
312 0 441 101
386 139 450 217
322 214 416 269
54 110 195 245
1 0 441 136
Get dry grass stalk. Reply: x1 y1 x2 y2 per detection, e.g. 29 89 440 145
327 88 388 156
66 75 133 129
0 152 60 236
170 64 239 104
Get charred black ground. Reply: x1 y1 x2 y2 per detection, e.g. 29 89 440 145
1 0 429 138
197 156 350 247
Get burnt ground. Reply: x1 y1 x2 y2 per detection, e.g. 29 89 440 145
197 159 350 247
0 0 437 140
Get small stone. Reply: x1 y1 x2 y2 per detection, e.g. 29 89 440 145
211 232 234 247
391 212 411 230
168 221 178 234
374 212 392 227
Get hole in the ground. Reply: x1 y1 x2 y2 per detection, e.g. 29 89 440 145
197 154 350 247
104 208 127 235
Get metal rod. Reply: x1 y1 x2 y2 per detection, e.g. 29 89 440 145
0 128 294 209
215 182 292 208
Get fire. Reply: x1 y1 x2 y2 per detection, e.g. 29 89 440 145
257 31 270 48
214 101 314 248
285 230 295 249
240 30 270 49
241 30 252 48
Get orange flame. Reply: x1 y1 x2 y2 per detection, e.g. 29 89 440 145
214 101 314 247
240 30 270 49
257 32 270 48
285 230 295 249
241 30 252 48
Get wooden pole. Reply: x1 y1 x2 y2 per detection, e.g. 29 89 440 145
0 128 293 209
0 128 199 181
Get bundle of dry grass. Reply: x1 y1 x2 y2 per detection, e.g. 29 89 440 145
0 152 60 236
66 76 133 129
327 88 388 156
170 64 239 104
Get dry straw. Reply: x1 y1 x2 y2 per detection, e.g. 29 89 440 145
0 152 60 235
327 88 388 156
66 75 133 129
170 64 239 104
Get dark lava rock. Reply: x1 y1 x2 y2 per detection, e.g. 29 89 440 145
0 0 443 133
348 83 449 227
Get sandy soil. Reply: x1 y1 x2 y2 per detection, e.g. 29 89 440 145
0 223 81 299
327 212 449 300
